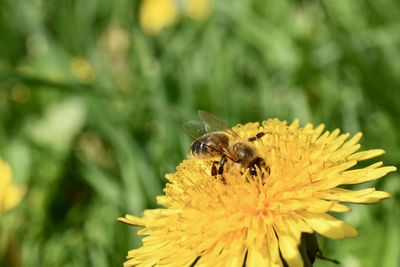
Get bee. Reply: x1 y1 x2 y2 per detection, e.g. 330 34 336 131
183 111 269 181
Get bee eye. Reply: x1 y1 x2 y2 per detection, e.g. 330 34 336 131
233 144 245 155
233 144 239 152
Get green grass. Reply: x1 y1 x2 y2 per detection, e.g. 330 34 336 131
0 0 399 266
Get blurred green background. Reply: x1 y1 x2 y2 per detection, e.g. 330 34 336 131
0 0 399 266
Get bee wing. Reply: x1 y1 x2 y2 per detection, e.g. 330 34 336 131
211 145 237 162
183 120 208 140
194 139 237 162
183 118 237 161
198 110 241 138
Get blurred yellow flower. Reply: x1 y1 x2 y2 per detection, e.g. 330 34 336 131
184 0 212 20
0 159 25 213
120 119 395 266
139 0 212 35
70 57 96 83
98 25 130 89
139 0 178 35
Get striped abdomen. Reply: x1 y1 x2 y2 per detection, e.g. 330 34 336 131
189 133 229 158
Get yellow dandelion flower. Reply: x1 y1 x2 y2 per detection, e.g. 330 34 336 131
0 159 25 213
119 118 396 266
139 0 178 36
184 0 212 20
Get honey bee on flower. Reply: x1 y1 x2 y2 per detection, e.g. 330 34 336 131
183 111 270 183
119 114 396 267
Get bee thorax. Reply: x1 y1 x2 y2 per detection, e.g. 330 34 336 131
232 142 256 162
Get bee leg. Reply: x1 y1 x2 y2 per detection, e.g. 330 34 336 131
211 161 218 176
218 155 227 184
258 166 271 185
247 132 266 142
218 155 227 175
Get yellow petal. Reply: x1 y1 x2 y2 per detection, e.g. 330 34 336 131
196 236 230 266
246 245 270 266
156 196 167 205
219 242 247 267
310 123 325 142
277 233 304 267
299 198 350 213
246 227 282 267
341 164 396 184
130 257 157 267
318 188 391 204
308 160 357 189
123 258 142 267
342 132 363 148
300 212 357 239
330 202 351 213
324 133 350 153
348 149 385 161
285 213 314 234
118 215 147 226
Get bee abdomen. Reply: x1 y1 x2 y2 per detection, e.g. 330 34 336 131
189 133 228 158
189 141 213 157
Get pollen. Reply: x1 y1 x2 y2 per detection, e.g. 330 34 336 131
119 118 396 267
